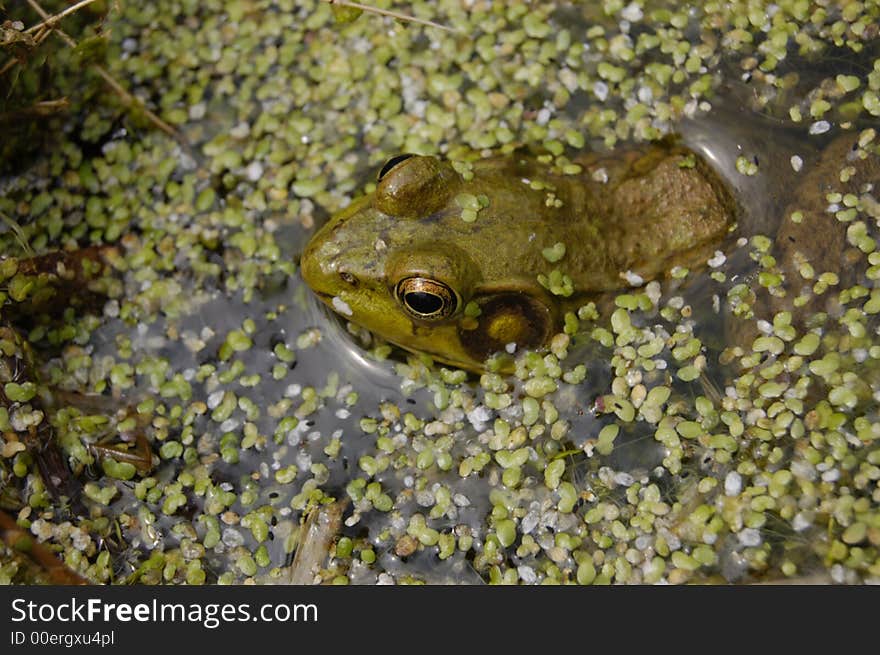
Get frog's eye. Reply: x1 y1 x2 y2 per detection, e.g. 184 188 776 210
378 154 415 182
395 277 458 321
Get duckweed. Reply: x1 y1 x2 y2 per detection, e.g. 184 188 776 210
3 0 879 588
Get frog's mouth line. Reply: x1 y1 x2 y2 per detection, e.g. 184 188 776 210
308 287 482 371
308 277 508 371
388 336 481 372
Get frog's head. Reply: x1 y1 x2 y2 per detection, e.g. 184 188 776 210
301 154 558 372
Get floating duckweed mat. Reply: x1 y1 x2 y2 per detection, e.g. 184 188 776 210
1 0 879 584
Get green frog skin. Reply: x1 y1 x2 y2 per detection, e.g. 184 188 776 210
301 141 735 371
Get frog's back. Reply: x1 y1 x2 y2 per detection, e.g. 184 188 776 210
462 141 737 296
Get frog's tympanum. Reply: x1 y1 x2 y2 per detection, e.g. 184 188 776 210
301 141 736 371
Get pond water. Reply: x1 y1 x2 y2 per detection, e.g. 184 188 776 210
1 0 879 585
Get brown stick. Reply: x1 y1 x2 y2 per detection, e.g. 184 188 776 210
323 0 458 33
287 500 348 584
0 98 71 126
24 0 102 34
0 509 90 584
24 0 184 143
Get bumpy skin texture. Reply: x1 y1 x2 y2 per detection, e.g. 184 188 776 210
301 142 736 371
772 134 880 316
724 132 880 351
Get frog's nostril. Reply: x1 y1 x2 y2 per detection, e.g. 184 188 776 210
339 271 358 286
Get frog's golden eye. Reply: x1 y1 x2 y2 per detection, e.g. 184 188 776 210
395 277 458 321
378 154 415 182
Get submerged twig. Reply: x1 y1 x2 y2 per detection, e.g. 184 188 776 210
23 0 185 144
0 327 85 514
324 0 459 33
0 97 70 125
0 209 34 255
24 0 102 35
0 509 89 584
3 245 121 320
47 390 154 474
286 499 348 584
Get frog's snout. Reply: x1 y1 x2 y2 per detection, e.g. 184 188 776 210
300 238 332 298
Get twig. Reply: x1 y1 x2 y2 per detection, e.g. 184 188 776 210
324 0 458 33
24 0 185 144
0 509 90 585
24 0 101 34
0 210 33 255
92 65 182 140
0 97 70 121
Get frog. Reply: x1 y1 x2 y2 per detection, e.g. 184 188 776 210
300 130 879 373
301 140 736 372
750 132 878 320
